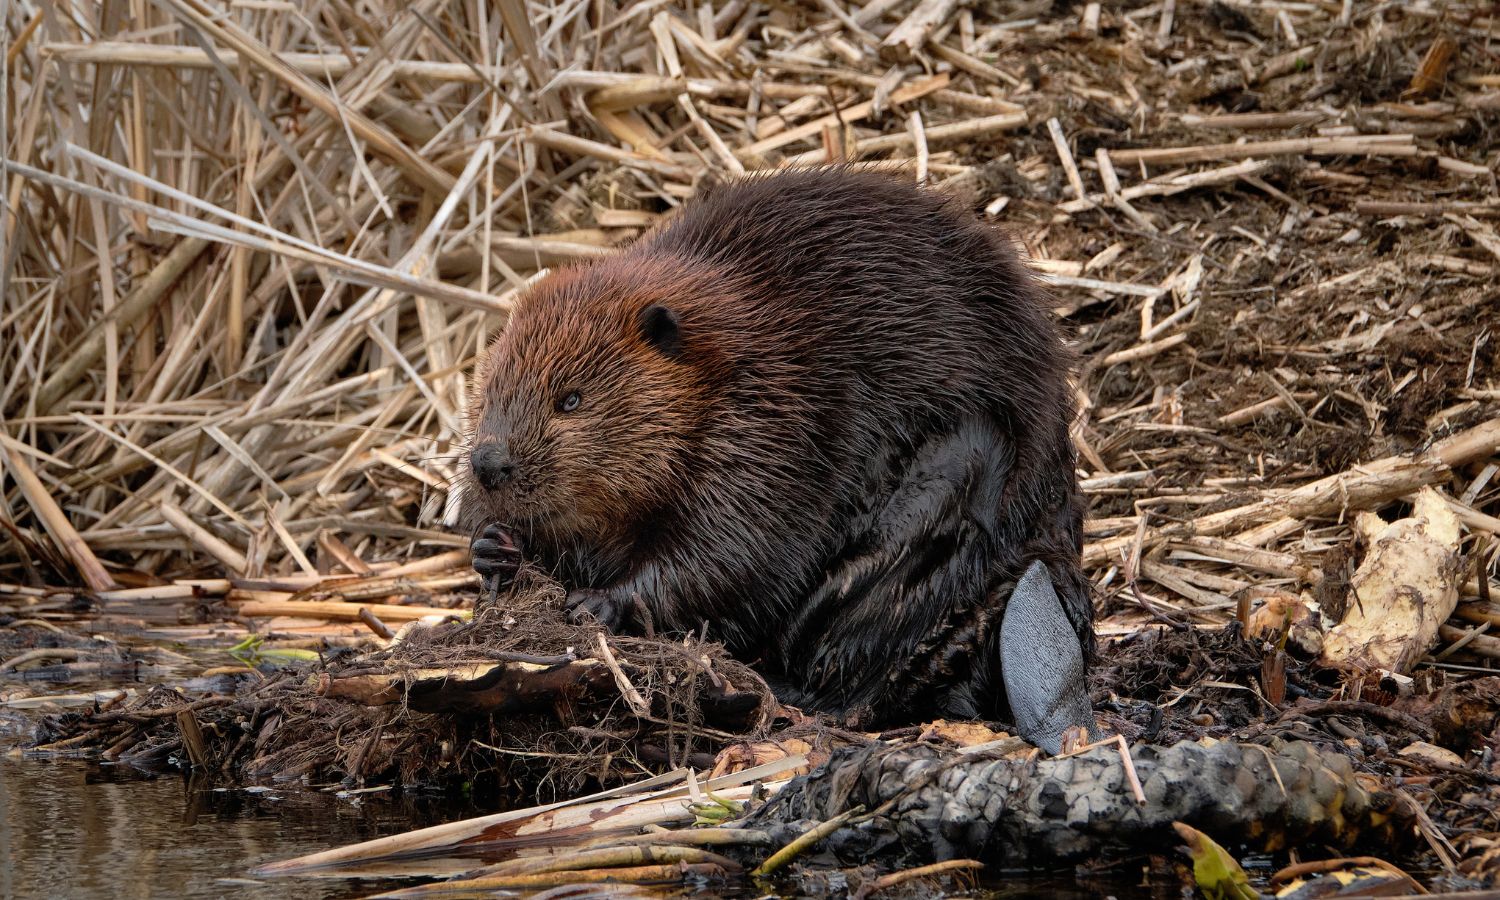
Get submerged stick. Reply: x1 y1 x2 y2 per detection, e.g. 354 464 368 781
370 862 730 896
753 806 865 876
480 844 741 876
865 859 983 894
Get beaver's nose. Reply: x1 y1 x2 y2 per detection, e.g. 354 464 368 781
471 444 515 490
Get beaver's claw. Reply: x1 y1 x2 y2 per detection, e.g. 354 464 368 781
565 587 633 631
471 523 523 593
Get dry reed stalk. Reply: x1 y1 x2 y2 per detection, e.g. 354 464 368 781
261 757 800 873
881 0 958 60
1085 420 1500 567
737 73 949 159
1 448 114 591
0 0 1493 666
158 501 248 575
232 599 465 623
1108 135 1419 167
782 109 1027 165
44 42 491 82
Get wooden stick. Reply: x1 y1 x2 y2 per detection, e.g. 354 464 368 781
596 633 651 717
526 126 692 179
1108 135 1418 167
784 110 1025 165
159 501 248 576
1179 111 1330 130
1060 159 1276 213
371 862 731 894
7 11 44 67
1100 333 1188 366
45 42 491 83
1356 200 1500 217
357 607 396 640
739 74 950 159
233 599 465 623
1047 118 1087 201
1218 393 1314 426
881 0 958 60
908 111 928 182
176 709 209 768
927 42 1019 87
655 71 1016 116
588 76 688 111
383 550 470 578
1042 274 1164 299
1 448 115 591
868 859 983 893
1167 537 1313 582
753 807 864 875
96 581 231 601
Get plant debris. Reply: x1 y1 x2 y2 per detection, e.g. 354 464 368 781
3 0 1500 894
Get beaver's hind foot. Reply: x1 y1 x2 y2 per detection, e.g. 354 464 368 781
565 587 634 631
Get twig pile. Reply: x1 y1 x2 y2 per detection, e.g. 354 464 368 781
30 570 778 793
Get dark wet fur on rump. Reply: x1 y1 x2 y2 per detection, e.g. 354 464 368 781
464 167 1089 726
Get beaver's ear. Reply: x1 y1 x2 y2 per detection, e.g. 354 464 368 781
639 304 682 359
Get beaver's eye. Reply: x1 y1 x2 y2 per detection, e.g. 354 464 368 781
556 391 581 413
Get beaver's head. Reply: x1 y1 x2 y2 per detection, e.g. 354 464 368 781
466 256 716 540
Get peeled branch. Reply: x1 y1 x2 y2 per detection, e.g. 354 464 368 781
312 659 614 714
1320 487 1465 674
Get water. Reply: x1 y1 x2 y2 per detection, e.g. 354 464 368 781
0 756 1193 899
0 759 458 900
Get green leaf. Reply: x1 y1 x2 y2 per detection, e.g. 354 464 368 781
1173 822 1261 900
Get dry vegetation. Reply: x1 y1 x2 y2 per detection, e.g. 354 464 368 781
3 0 1500 875
3 0 1500 891
2 0 1497 614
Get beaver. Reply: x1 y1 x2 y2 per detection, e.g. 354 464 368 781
464 168 1093 752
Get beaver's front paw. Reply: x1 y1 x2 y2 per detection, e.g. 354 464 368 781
565 587 633 631
471 523 523 591
701 680 764 732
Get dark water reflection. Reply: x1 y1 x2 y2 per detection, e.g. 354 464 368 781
0 758 1174 899
0 759 458 900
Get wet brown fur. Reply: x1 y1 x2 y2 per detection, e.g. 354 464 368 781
464 168 1089 727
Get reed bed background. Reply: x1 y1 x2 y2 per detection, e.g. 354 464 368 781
1 0 1498 646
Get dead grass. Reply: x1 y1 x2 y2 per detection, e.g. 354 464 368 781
2 0 1500 812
